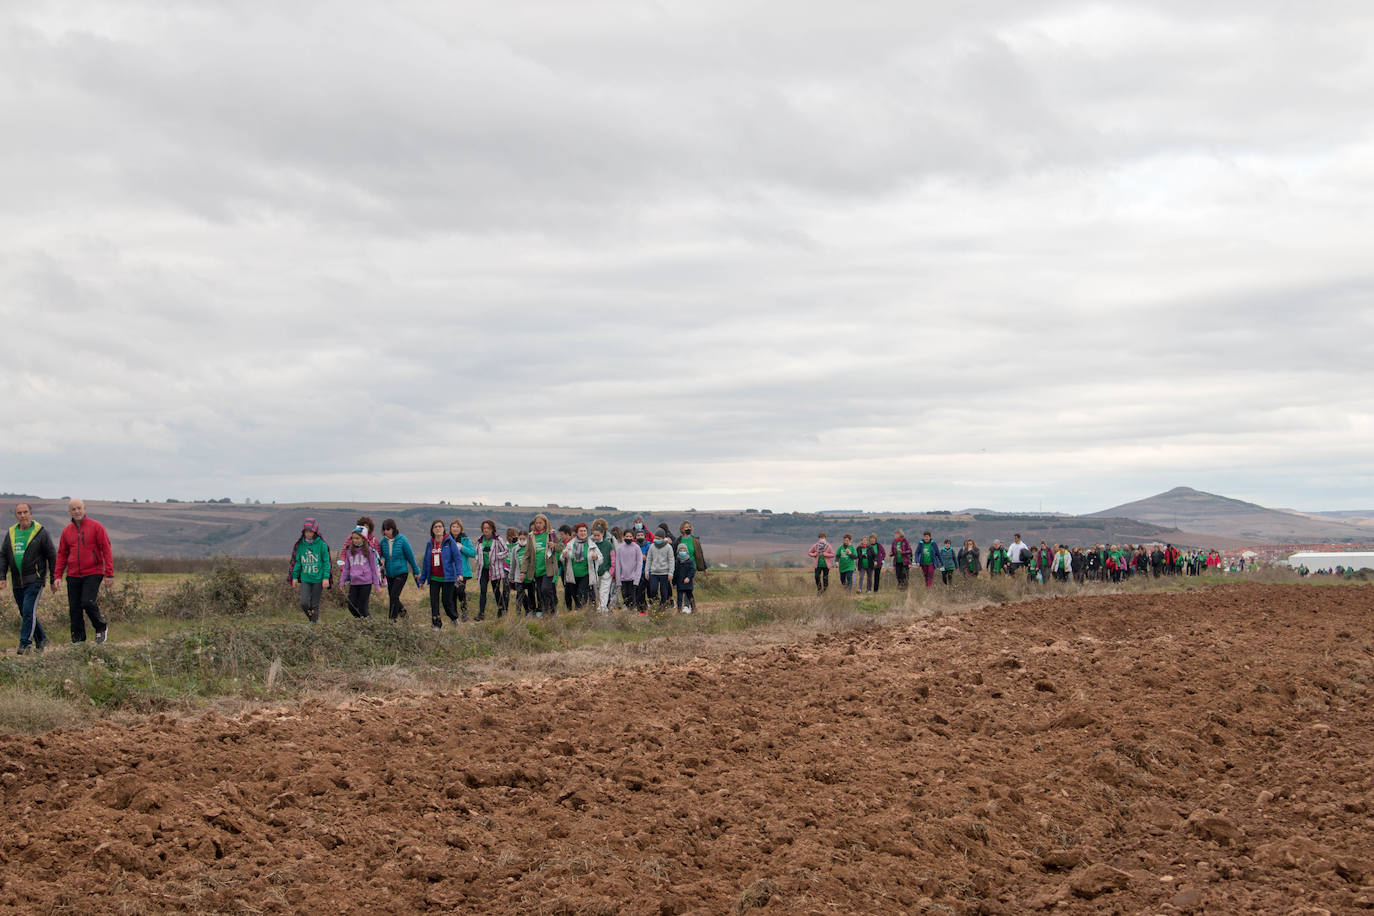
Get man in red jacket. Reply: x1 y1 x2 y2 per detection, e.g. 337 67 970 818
53 498 113 644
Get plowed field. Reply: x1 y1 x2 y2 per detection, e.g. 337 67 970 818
2 583 1372 914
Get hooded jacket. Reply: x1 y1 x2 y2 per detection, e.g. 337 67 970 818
291 535 333 585
672 553 696 590
340 541 383 586
1 522 57 589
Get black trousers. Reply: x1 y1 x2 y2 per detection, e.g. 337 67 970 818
386 573 409 620
573 575 591 609
477 569 503 619
941 568 954 585
429 580 458 623
621 580 642 610
66 575 107 643
814 566 829 593
894 564 909 589
346 585 372 618
872 567 882 592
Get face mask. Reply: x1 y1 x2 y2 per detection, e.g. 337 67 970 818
518 538 528 546
678 550 688 560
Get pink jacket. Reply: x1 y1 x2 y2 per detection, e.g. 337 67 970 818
808 540 837 568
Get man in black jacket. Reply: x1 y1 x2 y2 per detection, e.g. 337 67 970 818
1 503 56 653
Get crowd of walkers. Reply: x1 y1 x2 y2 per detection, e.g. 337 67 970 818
288 515 708 626
807 530 1224 592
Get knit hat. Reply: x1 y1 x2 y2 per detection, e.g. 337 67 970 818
351 525 367 538
302 518 320 534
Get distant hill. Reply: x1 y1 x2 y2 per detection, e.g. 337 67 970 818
13 498 1185 566
1091 487 1371 542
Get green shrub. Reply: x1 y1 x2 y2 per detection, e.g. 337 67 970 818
153 561 282 619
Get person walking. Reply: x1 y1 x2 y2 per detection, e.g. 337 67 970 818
592 519 616 612
522 514 561 616
836 534 857 591
53 498 112 644
446 520 478 620
914 531 939 588
673 542 697 613
614 529 645 613
506 529 530 616
644 532 676 610
869 533 887 592
985 540 1010 575
474 519 508 620
288 518 333 623
560 523 602 611
678 521 707 574
378 519 420 621
890 530 913 590
416 519 458 628
958 539 981 578
339 526 383 618
808 533 837 593
937 538 957 585
1007 534 1031 575
1 503 55 653
855 536 873 592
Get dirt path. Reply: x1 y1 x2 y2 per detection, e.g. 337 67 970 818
1 583 1371 914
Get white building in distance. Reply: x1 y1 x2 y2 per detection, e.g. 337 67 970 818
1287 551 1374 571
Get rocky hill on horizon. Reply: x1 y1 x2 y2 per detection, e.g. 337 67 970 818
1090 486 1373 543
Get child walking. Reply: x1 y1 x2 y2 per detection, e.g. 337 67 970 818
339 526 383 618
288 518 332 623
672 542 696 613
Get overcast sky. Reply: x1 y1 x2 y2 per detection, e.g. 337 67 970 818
5 1 1372 514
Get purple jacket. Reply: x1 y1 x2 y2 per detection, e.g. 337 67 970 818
614 543 644 583
340 544 383 586
890 537 913 567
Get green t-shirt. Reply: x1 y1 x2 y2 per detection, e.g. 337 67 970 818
988 547 1008 572
836 544 857 572
534 532 547 577
571 538 589 577
11 525 33 575
916 540 938 565
480 537 492 571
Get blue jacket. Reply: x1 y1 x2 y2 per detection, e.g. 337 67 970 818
379 534 420 579
417 536 472 585
937 545 957 571
447 535 478 579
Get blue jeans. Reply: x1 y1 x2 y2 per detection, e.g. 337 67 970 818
12 583 47 648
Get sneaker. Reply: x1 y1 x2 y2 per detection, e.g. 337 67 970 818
95 627 108 645
16 646 31 655
431 619 442 630
36 634 49 652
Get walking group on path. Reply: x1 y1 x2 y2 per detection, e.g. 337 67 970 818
1 500 113 653
289 515 708 626
808 529 1223 593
